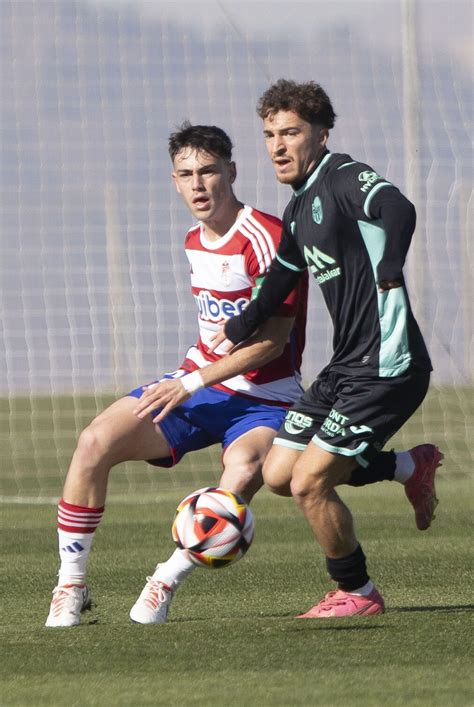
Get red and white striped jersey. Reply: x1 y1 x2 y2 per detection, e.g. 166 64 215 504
180 205 308 405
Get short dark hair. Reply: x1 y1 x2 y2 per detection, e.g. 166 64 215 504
168 121 233 162
257 79 337 129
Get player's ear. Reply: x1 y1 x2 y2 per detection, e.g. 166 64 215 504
171 172 181 194
229 161 237 184
319 128 329 146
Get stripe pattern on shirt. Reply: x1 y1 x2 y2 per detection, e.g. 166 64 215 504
182 205 306 405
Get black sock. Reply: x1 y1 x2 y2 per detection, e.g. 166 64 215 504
347 450 396 487
326 544 370 591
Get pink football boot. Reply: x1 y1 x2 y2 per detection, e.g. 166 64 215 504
404 444 443 530
297 587 385 618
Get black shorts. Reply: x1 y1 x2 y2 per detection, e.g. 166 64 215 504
274 366 431 467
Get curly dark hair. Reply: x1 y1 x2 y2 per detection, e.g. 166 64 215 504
257 79 337 129
168 121 233 162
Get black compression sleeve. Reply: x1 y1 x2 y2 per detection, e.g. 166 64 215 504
369 187 416 284
224 258 302 344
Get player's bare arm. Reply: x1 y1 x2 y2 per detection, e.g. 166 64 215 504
133 315 295 423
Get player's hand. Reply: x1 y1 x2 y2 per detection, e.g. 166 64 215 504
207 325 234 354
378 279 402 293
133 379 190 424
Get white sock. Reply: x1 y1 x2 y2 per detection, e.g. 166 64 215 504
56 499 104 585
349 580 374 597
152 549 196 590
57 529 95 585
394 450 415 483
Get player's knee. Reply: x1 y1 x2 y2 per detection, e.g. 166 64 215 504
290 459 332 502
221 458 264 503
73 422 115 471
263 457 292 497
232 475 263 505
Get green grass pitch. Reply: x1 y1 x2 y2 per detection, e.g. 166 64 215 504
1 480 473 706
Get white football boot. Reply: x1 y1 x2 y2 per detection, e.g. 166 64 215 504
129 577 174 624
45 584 91 627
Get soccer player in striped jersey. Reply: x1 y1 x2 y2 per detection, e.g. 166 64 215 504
45 122 308 627
210 80 443 618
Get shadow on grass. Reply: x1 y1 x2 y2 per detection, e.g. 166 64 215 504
162 618 388 632
283 624 386 632
85 605 474 627
390 604 474 613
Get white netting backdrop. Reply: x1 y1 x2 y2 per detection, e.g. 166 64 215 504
0 0 472 500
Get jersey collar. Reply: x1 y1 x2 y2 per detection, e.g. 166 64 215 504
199 204 251 250
292 151 332 197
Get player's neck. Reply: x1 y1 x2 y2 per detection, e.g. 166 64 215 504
291 148 329 192
200 200 244 241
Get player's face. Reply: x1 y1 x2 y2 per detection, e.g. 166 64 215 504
263 110 328 187
172 149 237 225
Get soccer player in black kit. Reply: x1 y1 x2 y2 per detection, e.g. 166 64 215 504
211 79 443 617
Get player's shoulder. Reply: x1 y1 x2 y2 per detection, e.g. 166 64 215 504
245 206 282 232
236 206 282 269
324 154 397 214
240 205 283 251
184 222 201 247
326 152 363 177
327 153 387 186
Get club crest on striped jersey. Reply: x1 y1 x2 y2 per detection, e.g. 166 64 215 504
221 259 231 286
312 196 323 224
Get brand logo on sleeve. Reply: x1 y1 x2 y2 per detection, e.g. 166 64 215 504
358 170 381 193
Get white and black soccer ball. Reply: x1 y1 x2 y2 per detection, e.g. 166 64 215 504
172 487 255 568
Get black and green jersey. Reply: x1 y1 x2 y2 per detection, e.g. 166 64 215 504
226 150 432 378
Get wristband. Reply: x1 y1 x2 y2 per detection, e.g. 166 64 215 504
180 370 205 394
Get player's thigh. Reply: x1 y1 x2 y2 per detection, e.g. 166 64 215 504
290 442 356 498
262 444 301 496
220 426 276 500
78 395 171 464
263 375 334 495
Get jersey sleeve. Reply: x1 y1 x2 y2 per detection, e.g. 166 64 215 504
225 216 305 345
243 220 278 280
330 161 394 220
331 162 416 284
245 213 305 317
368 187 416 283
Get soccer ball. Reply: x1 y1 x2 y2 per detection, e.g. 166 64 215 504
172 487 255 568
